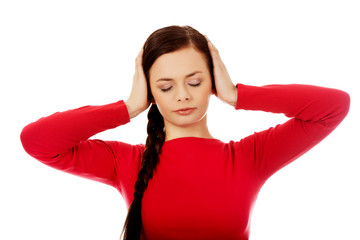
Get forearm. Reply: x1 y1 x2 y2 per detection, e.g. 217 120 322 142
125 100 144 119
235 83 350 128
221 84 238 107
235 83 350 180
20 100 130 159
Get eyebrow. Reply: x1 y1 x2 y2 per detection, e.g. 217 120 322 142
156 71 203 82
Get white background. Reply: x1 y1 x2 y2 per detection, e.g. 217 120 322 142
1 0 359 239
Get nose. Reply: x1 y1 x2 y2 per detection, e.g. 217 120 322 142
176 85 191 102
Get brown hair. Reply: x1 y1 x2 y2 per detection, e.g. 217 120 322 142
121 25 214 240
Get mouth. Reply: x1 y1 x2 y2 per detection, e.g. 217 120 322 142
174 108 196 115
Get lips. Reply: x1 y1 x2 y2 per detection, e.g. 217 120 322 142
174 108 196 115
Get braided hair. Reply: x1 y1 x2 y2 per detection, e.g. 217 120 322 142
121 104 164 239
121 25 215 240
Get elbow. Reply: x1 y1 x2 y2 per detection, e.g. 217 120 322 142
20 122 43 159
326 89 351 127
337 90 351 121
20 124 34 156
315 88 351 128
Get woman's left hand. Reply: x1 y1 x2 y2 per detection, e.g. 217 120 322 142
205 35 238 107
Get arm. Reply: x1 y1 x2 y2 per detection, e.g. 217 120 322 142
205 36 350 180
20 48 149 190
20 100 143 188
235 83 350 180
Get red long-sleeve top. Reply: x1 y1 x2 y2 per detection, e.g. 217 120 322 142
20 84 350 240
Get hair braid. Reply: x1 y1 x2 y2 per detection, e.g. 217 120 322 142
121 104 165 240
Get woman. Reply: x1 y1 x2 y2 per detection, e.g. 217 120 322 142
20 25 350 240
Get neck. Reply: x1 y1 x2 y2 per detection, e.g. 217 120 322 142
164 115 213 142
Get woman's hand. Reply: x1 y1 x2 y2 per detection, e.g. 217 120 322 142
205 36 238 107
125 48 150 119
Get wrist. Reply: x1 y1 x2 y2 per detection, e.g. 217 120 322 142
225 85 238 107
125 101 141 119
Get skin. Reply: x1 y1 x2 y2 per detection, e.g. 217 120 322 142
125 36 238 141
149 46 214 141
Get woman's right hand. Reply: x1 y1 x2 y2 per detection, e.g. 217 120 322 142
125 48 150 119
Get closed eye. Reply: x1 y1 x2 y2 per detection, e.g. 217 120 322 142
161 86 172 92
189 82 201 87
160 81 201 92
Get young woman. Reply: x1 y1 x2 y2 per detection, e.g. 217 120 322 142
20 25 350 240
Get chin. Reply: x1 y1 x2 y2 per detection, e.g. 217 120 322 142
168 113 207 128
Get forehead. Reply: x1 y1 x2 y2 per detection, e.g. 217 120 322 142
149 46 208 81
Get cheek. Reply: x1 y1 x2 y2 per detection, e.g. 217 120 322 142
152 94 168 116
198 91 212 110
200 94 211 107
199 83 212 100
152 90 165 105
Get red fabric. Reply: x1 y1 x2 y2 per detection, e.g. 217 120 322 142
20 84 350 240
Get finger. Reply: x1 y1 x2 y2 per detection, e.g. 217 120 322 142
205 36 221 61
135 48 144 65
135 51 144 75
204 35 217 52
204 34 210 43
138 47 144 58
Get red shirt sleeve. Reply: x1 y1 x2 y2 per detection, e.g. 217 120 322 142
20 100 144 192
234 84 350 181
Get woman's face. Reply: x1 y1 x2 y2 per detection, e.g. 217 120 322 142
149 46 213 130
